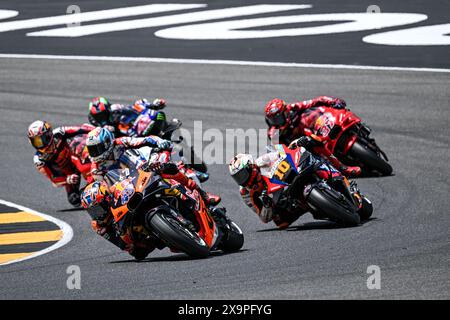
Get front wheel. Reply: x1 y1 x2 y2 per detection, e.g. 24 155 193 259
148 210 210 258
348 140 393 176
220 221 244 253
358 196 373 221
306 187 360 226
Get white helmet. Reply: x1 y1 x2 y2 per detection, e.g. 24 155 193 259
86 127 114 162
228 154 255 186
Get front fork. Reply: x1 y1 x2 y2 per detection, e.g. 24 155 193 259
329 177 363 210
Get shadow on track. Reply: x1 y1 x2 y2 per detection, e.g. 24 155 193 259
356 172 395 179
257 218 378 233
57 207 85 212
109 249 249 264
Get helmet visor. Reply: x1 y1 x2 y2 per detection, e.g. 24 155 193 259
266 113 286 127
93 111 109 126
30 130 53 150
231 167 251 186
87 143 108 158
87 204 108 221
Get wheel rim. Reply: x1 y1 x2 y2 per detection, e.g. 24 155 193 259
164 215 207 248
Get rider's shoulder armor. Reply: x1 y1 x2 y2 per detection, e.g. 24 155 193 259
53 127 65 139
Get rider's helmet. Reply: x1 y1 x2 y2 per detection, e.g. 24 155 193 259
264 98 288 129
89 97 111 126
228 154 259 187
81 181 111 222
27 120 57 154
86 127 114 162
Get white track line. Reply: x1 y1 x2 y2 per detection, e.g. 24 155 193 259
0 53 449 73
0 199 73 266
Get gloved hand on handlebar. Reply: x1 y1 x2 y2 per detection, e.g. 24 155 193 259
288 136 313 149
157 139 173 151
261 190 273 208
66 174 80 185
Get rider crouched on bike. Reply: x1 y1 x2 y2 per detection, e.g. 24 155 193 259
88 96 167 137
229 153 303 230
86 127 221 206
264 96 361 177
81 181 155 260
229 136 348 229
28 120 95 207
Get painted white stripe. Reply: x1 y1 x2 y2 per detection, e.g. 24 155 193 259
0 9 18 21
363 23 450 46
27 5 309 38
155 12 427 40
0 53 449 73
0 4 206 33
0 199 73 266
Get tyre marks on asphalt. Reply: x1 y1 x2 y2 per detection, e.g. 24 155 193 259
0 200 72 265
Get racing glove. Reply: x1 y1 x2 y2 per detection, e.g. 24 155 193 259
66 174 80 185
289 136 313 149
261 190 273 208
157 139 173 151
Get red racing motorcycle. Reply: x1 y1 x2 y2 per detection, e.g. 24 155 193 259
301 106 392 176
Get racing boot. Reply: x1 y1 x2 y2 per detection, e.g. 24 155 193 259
164 171 221 206
322 149 361 178
198 189 221 206
340 165 362 177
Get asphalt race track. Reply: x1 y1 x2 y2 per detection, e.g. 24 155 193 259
0 0 450 300
0 57 449 299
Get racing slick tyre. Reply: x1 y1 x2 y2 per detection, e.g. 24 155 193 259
148 211 210 258
220 221 244 253
348 140 393 176
358 196 373 221
307 187 360 226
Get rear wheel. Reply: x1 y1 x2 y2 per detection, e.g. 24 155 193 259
148 211 210 258
307 187 360 226
348 140 393 176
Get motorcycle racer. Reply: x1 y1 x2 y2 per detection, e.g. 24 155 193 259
264 96 361 177
86 127 220 206
27 120 95 207
229 153 303 229
81 181 155 260
88 96 167 138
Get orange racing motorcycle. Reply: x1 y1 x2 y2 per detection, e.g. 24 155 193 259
102 166 244 259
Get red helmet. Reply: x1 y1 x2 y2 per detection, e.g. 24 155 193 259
264 98 287 128
88 97 111 126
81 181 111 222
27 120 56 154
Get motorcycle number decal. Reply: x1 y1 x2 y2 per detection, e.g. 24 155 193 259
273 160 291 181
314 113 335 137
